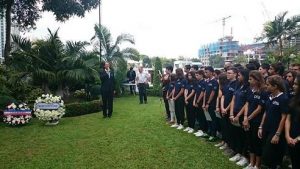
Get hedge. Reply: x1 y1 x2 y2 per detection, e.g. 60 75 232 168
64 100 102 117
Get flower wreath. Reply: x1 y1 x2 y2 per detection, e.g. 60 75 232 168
3 103 32 125
34 94 65 122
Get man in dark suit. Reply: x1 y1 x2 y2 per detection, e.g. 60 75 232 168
126 67 136 94
100 62 115 118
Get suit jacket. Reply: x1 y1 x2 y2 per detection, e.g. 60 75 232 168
100 69 115 93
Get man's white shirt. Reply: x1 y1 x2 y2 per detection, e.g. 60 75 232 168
136 71 150 83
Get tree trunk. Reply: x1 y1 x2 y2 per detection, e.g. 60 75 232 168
279 38 283 58
4 0 14 64
56 84 64 97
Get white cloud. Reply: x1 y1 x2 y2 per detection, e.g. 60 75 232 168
26 0 300 58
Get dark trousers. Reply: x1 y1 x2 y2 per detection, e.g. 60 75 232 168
208 106 217 137
262 131 286 169
163 91 170 119
101 91 113 117
186 101 195 128
231 125 246 154
195 105 208 132
220 115 230 143
138 83 147 103
289 143 300 169
175 96 185 125
248 122 263 156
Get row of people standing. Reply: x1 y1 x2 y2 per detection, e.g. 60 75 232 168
161 62 300 169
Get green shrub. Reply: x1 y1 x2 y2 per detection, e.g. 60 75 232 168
73 89 86 99
147 88 162 97
25 88 44 104
64 100 102 117
90 85 101 98
0 95 16 111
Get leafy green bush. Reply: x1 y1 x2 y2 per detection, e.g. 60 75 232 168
73 89 86 99
147 88 162 97
0 95 16 111
90 85 101 98
25 88 44 104
64 100 102 117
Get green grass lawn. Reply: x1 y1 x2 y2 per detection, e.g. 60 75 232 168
0 96 240 169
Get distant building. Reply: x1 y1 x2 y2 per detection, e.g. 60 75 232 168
0 13 5 64
0 12 20 64
240 43 267 63
198 36 242 66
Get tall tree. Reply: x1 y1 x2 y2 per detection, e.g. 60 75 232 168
153 57 162 93
260 11 300 60
0 0 100 64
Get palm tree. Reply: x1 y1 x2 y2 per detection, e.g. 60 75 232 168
260 11 300 59
92 25 139 63
10 29 100 97
92 25 140 93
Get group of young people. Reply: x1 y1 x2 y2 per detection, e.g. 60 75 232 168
161 62 300 169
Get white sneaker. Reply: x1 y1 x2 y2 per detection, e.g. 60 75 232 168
236 157 248 166
177 124 184 130
214 142 224 147
243 164 253 169
171 124 179 128
195 130 204 137
183 127 190 132
194 130 202 135
219 144 228 150
229 153 241 162
188 128 194 133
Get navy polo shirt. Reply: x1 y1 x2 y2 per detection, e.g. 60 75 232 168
287 87 295 100
222 80 239 108
289 108 300 138
233 85 251 115
205 78 219 107
195 80 206 97
246 90 268 124
185 82 195 101
263 93 289 134
174 79 185 96
167 82 175 94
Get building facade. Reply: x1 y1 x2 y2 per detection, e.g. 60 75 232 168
198 36 241 66
0 13 5 64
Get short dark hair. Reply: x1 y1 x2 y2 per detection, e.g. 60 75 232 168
205 66 214 72
261 63 270 70
185 65 191 70
249 60 260 70
246 63 257 71
271 63 285 76
192 65 199 71
166 65 173 72
227 67 238 74
195 70 205 76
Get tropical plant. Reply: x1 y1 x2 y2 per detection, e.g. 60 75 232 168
209 55 225 68
92 25 140 94
9 29 100 97
0 0 100 63
153 57 162 94
259 11 300 60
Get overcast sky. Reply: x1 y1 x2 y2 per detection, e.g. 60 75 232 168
25 0 300 58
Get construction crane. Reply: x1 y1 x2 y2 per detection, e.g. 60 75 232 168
221 16 231 38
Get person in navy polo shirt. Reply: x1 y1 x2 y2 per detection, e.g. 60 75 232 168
258 75 288 169
183 71 196 133
172 68 185 130
220 67 239 152
229 69 251 166
167 74 177 126
285 74 300 169
203 66 219 142
243 70 267 169
193 70 208 137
